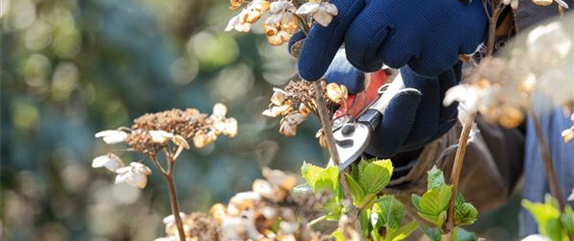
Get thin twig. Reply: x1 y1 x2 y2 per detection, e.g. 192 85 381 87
443 112 476 240
311 81 364 240
149 155 168 176
485 1 504 56
530 111 567 210
161 150 187 241
307 215 327 228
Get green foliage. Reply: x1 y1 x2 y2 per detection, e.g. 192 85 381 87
412 165 478 237
522 194 574 241
370 195 418 241
303 159 416 241
301 162 340 193
345 159 393 208
358 159 393 195
419 224 476 241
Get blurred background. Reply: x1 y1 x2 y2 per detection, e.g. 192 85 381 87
0 0 520 240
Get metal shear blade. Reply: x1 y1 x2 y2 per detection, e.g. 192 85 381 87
329 123 371 170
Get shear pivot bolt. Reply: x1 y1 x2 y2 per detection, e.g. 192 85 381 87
341 124 355 137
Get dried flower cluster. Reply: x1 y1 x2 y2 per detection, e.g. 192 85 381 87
155 212 220 241
226 0 337 46
444 22 573 129
263 80 347 147
93 103 238 189
125 103 238 154
153 167 331 241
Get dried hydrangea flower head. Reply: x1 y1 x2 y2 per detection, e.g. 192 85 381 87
150 167 329 241
123 104 237 155
445 21 573 129
93 103 237 190
155 212 220 241
263 80 347 147
226 0 337 46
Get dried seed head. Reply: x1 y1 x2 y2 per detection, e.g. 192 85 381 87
125 104 237 155
263 80 345 147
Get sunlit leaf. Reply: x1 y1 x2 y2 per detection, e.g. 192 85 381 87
358 159 393 195
344 173 365 206
372 195 404 230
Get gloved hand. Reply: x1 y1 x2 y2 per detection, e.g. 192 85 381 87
296 0 487 81
311 49 462 158
365 64 462 158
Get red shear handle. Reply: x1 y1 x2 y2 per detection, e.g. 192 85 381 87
332 69 390 120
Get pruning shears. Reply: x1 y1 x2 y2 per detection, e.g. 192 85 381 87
329 68 401 170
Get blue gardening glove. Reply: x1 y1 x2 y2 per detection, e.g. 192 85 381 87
365 64 461 157
296 0 487 81
314 49 462 158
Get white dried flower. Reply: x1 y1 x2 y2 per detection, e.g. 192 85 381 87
262 104 292 117
225 14 252 32
270 0 296 14
267 0 297 26
521 235 551 241
270 88 288 106
149 130 174 144
115 162 153 189
527 22 572 58
172 135 190 150
92 153 124 172
212 103 228 120
279 111 307 136
95 130 128 144
443 84 481 126
162 212 188 225
296 2 338 27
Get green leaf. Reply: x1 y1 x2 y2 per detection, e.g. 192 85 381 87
359 209 371 236
546 218 565 241
372 195 404 230
419 185 452 216
301 162 324 188
345 173 365 206
426 165 446 191
302 162 341 193
387 221 418 241
452 227 477 241
522 196 562 238
455 202 478 226
314 166 340 193
561 206 574 236
418 223 441 241
324 198 343 221
359 159 393 195
332 228 345 241
412 194 422 210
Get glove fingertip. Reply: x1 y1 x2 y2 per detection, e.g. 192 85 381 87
288 31 307 58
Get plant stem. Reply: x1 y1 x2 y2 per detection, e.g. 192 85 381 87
485 1 503 56
312 81 364 240
164 172 186 241
530 111 567 210
307 215 327 228
152 151 186 241
443 112 476 240
165 152 187 241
